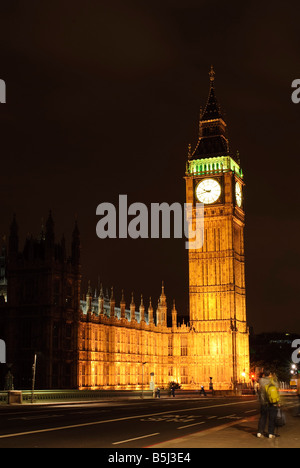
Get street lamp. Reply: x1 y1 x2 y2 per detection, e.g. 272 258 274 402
291 364 297 376
31 354 37 404
141 362 147 399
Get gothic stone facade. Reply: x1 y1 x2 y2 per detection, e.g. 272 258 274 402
0 69 250 390
78 285 192 390
1 213 81 389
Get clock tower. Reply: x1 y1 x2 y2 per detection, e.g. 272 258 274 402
185 67 250 389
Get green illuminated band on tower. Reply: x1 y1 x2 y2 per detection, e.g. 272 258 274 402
187 155 243 178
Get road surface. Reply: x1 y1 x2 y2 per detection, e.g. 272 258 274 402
0 395 268 448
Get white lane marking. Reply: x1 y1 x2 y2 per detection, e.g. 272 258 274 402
218 414 239 420
113 432 160 445
178 421 206 430
8 414 63 421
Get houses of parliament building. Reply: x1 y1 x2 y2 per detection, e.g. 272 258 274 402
0 69 250 391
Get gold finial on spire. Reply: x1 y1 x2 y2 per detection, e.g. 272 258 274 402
209 65 215 83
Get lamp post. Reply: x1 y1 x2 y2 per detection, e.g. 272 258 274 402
31 354 37 404
141 362 147 399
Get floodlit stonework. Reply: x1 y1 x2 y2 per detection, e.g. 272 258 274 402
78 68 250 391
0 68 250 391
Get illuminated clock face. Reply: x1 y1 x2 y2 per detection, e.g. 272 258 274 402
235 182 242 207
196 179 221 204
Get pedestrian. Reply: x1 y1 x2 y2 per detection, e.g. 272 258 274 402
200 385 207 396
257 368 280 439
171 384 175 398
209 377 215 395
156 387 160 399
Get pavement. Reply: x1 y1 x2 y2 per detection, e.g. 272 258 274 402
150 399 300 448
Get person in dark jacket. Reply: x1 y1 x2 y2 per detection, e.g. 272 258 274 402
257 369 280 439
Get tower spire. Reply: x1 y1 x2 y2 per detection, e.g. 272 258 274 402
148 297 154 325
139 294 145 322
130 292 136 322
172 299 177 329
201 65 222 122
98 283 104 315
45 210 54 243
71 219 80 267
191 66 230 159
9 214 19 261
110 286 115 318
120 289 126 319
209 64 215 84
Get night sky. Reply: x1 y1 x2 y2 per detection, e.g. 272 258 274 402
1 1 300 334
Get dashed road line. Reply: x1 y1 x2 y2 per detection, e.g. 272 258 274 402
113 433 160 445
178 421 206 430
